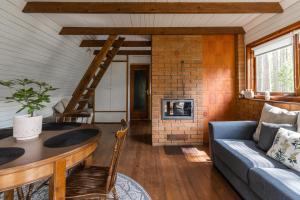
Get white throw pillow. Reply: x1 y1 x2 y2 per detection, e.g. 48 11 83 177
61 98 69 109
53 101 65 114
253 103 298 142
267 128 300 172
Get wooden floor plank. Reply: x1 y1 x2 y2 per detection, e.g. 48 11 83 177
94 121 240 200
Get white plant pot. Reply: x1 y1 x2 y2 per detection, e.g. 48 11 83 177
13 115 43 140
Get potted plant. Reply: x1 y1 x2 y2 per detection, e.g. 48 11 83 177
0 79 57 140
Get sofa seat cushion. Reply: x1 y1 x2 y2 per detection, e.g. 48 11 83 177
214 139 287 183
249 168 300 200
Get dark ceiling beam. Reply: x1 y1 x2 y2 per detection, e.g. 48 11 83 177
23 2 283 14
60 27 245 35
94 50 151 55
80 40 151 47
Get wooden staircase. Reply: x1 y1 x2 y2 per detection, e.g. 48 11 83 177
62 35 125 120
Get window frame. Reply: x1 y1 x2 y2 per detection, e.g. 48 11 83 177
246 21 300 102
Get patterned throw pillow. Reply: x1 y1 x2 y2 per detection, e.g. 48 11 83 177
267 128 300 172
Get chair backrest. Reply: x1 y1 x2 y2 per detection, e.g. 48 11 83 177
106 119 128 192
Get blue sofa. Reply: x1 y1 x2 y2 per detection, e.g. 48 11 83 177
209 121 300 200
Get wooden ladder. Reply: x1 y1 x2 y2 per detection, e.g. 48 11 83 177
62 35 125 118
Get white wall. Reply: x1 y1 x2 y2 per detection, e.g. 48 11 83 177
0 0 92 128
245 0 300 44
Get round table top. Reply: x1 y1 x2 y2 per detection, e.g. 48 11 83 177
0 125 101 175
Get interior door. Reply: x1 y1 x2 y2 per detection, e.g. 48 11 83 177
130 65 150 120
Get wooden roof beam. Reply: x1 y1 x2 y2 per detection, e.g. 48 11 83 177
80 40 151 47
23 2 283 14
60 27 245 35
93 50 151 56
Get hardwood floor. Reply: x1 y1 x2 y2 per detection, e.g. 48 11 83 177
93 121 241 200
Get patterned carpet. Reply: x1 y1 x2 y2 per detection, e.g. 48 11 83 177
0 173 151 200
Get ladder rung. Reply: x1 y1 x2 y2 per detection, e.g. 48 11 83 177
79 98 89 102
74 109 85 113
86 87 95 91
106 52 113 58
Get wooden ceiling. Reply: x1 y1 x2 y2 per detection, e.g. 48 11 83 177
23 2 283 14
22 1 287 30
21 1 292 54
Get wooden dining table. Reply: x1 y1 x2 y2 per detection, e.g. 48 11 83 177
0 125 101 200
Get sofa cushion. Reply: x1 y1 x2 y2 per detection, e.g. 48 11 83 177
249 168 300 200
214 139 287 183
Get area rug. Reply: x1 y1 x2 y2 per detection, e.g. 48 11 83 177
0 173 151 200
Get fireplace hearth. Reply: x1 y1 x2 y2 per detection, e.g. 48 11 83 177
162 99 194 120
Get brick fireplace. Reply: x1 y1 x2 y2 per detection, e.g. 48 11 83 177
151 35 237 146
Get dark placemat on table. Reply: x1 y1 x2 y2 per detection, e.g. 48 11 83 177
44 128 99 148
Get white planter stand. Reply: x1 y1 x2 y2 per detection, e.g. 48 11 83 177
13 115 43 140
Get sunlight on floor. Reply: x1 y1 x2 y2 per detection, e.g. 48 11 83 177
181 147 211 163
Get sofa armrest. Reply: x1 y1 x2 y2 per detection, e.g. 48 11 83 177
209 121 258 140
209 121 258 163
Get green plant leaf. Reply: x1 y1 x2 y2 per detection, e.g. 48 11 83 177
0 78 58 115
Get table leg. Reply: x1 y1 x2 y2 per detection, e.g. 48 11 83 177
84 154 94 168
49 159 66 200
4 189 14 200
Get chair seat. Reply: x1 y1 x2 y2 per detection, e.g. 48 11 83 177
66 166 110 199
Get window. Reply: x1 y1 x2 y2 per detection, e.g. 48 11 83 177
254 35 294 93
246 25 300 100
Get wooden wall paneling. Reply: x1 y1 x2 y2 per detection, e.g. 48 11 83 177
23 2 283 14
202 35 235 143
236 34 246 93
234 34 239 94
60 27 245 35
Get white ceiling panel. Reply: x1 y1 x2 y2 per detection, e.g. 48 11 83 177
12 0 298 41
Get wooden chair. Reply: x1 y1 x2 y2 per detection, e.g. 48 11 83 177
65 119 128 199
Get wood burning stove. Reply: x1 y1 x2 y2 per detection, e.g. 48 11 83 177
162 99 194 120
